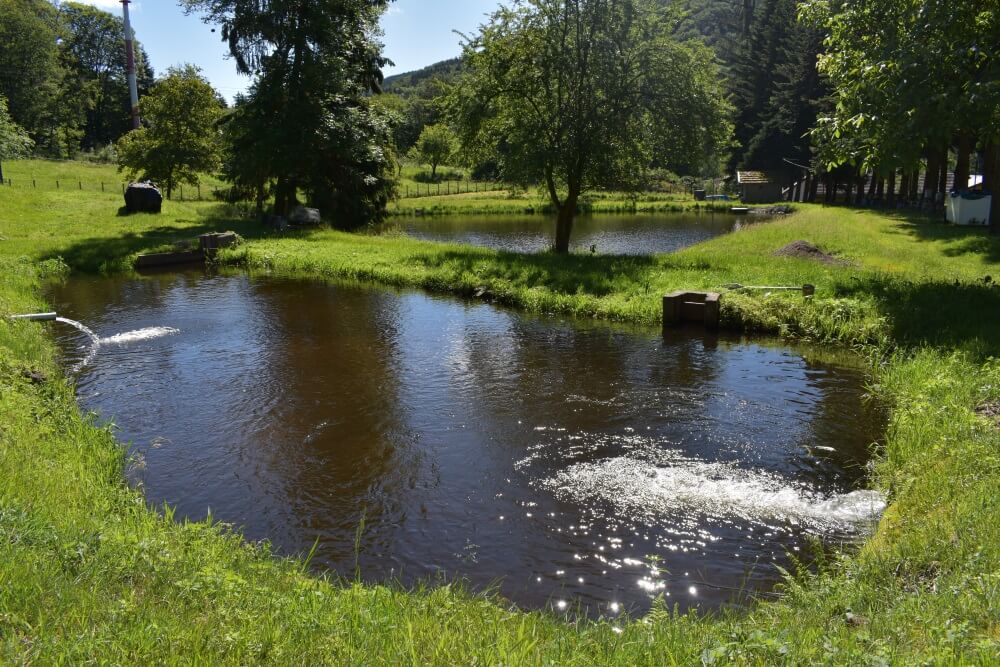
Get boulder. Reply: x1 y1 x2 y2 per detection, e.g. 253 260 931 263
289 206 322 226
124 181 163 214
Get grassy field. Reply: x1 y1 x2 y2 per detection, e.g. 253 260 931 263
1 159 1000 662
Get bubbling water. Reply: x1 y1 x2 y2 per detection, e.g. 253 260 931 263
542 453 885 532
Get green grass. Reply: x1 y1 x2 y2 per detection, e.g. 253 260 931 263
2 158 229 200
2 159 1000 662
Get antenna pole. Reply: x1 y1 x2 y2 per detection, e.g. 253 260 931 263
122 0 140 129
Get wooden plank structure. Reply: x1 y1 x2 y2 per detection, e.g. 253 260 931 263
135 232 239 269
663 291 721 333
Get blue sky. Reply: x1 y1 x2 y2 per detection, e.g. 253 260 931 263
67 0 500 102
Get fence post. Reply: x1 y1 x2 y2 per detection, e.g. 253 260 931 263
56 180 59 189
101 182 104 192
32 179 36 189
180 185 184 201
79 181 82 190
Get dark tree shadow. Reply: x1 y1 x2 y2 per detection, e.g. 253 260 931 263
838 275 1000 355
406 248 658 297
42 205 320 273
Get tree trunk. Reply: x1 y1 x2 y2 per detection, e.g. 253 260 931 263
431 163 437 179
909 166 920 201
899 171 910 205
954 133 972 193
867 171 878 200
875 177 885 205
554 190 579 253
0 160 4 184
937 144 949 199
887 169 896 207
924 150 940 207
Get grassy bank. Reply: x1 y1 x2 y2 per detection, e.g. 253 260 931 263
2 159 1000 661
390 188 725 216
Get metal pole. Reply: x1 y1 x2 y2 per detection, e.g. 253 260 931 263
122 0 141 130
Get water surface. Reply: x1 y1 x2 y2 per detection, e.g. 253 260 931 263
384 212 738 254
49 272 883 617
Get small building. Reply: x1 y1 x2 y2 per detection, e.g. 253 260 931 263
736 170 784 204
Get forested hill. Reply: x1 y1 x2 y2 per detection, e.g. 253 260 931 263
383 58 463 96
383 1 745 91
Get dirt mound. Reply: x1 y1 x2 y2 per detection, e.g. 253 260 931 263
774 240 850 266
976 402 1000 429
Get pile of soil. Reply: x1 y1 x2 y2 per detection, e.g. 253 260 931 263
976 402 1000 429
774 240 851 266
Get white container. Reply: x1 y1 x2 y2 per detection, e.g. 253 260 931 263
947 192 992 226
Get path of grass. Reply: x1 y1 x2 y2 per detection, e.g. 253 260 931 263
1 159 999 662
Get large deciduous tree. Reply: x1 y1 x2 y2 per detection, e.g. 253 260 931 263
451 0 732 253
805 0 999 229
116 65 223 198
183 0 397 227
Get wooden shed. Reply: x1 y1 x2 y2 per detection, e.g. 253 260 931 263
737 170 784 204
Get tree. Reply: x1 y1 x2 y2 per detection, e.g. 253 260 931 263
116 65 223 198
451 0 732 253
182 0 397 226
0 0 67 145
414 124 456 178
805 0 1000 228
0 96 33 183
728 0 829 178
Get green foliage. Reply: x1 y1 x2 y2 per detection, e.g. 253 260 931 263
451 0 733 252
116 65 223 198
59 1 155 151
0 0 154 158
805 0 1000 219
413 123 456 178
381 58 461 151
184 0 397 227
728 0 830 175
0 96 32 180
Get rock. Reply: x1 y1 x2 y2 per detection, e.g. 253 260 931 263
124 181 163 214
289 206 322 226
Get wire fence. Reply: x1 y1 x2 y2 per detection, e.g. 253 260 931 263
0 177 225 202
1 176 509 201
401 180 507 198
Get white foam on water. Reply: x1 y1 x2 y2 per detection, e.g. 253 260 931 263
541 454 885 532
100 327 180 346
56 318 179 371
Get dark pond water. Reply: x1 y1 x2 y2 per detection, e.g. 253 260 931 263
383 212 739 254
48 271 884 618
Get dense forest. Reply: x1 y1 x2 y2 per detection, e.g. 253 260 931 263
0 0 156 159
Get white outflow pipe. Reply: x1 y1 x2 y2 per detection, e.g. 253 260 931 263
9 312 58 322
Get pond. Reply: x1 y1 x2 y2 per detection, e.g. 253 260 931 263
382 212 740 254
48 271 884 618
